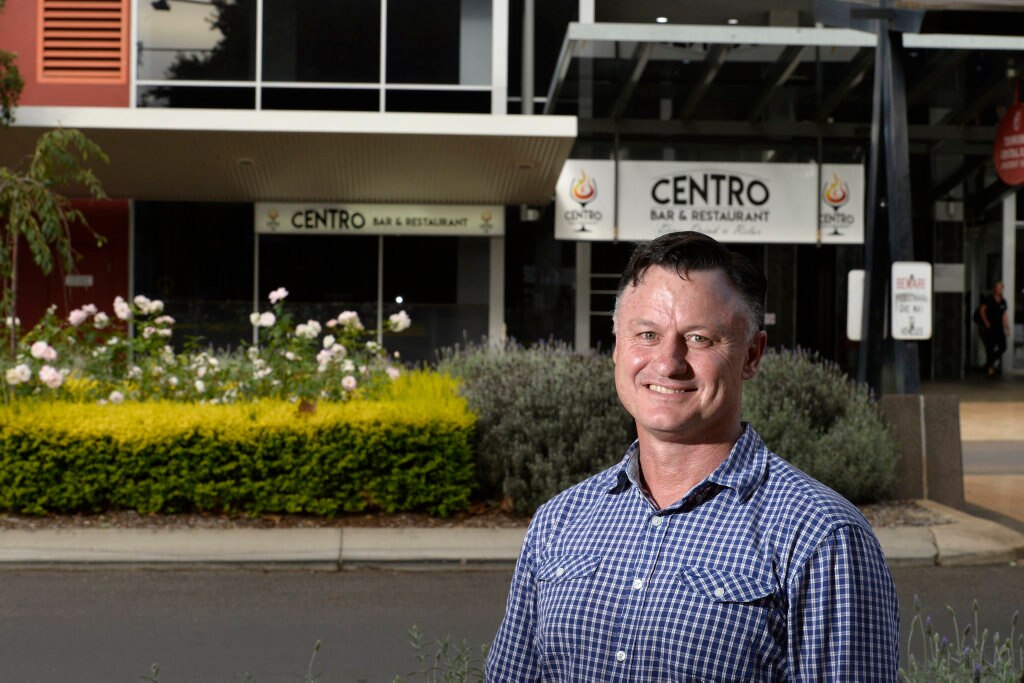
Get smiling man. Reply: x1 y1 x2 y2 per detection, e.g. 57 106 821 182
486 231 899 682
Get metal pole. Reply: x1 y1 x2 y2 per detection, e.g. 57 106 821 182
858 10 920 396
377 235 384 345
522 0 534 115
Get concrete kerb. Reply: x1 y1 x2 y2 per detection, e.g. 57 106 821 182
873 500 1024 568
0 501 1019 568
0 527 529 567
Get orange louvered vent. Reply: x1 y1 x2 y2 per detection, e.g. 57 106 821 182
37 0 129 83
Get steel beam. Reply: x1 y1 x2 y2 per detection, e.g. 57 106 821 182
906 50 970 109
542 30 577 115
610 42 653 120
928 156 989 200
939 75 1011 126
579 118 995 143
679 45 730 122
748 46 807 123
817 48 875 122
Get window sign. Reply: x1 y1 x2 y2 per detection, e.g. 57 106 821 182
847 269 865 341
255 203 503 236
891 262 933 341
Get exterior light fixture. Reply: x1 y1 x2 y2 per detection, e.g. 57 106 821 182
727 18 739 25
395 296 404 304
656 17 668 23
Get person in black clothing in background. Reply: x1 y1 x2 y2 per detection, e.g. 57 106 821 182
979 280 1009 377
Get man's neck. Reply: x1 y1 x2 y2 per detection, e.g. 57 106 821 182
636 429 740 509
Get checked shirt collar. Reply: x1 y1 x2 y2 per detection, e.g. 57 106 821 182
601 423 768 509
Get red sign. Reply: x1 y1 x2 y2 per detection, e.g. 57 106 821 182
994 84 1024 186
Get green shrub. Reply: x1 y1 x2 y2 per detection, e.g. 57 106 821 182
742 347 898 503
0 371 474 517
437 340 634 514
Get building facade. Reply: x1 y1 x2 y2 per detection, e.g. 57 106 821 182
2 0 1022 378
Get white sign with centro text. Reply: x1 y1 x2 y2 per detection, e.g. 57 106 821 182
255 203 503 236
555 161 864 244
891 262 933 340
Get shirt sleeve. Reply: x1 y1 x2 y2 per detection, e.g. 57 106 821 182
485 525 540 682
786 523 900 682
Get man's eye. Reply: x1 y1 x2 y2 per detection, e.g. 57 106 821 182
688 334 711 346
640 331 657 341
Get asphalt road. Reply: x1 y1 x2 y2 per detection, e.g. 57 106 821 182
0 563 1022 681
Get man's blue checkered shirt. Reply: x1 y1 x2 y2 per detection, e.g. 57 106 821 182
486 425 899 681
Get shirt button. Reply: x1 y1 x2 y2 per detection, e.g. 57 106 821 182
555 567 565 577
651 516 663 528
615 650 627 662
714 587 726 598
631 578 644 590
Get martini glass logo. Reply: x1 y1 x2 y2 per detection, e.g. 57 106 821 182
266 208 280 230
570 169 597 231
822 173 849 235
479 209 493 233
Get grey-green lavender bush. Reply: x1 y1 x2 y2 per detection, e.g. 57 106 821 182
436 340 633 514
901 598 1022 682
742 347 899 503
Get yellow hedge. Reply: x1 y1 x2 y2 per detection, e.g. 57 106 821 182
0 371 476 516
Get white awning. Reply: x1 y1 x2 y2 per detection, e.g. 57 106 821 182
2 107 578 205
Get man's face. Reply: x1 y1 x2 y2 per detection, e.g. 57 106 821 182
613 266 767 446
995 282 1005 296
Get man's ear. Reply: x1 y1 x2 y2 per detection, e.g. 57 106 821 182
741 330 768 380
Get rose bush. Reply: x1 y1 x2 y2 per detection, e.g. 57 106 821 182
2 287 410 405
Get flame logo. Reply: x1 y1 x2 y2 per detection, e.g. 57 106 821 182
571 170 597 207
822 173 849 211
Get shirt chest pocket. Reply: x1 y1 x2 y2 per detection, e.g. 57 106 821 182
656 566 781 681
676 565 775 605
534 553 603 663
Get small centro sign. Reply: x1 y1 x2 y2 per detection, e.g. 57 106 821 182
254 203 504 236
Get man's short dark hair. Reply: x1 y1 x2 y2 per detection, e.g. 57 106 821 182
614 231 767 336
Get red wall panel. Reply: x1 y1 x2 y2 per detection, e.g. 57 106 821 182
16 199 130 330
0 0 130 107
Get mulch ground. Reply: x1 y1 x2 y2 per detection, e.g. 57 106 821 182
0 500 949 531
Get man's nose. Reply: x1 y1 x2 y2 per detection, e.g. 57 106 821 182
652 336 688 376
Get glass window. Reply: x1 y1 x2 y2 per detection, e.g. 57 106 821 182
137 0 256 81
134 202 255 351
262 0 381 83
386 0 461 84
137 85 256 109
382 235 487 362
258 233 379 332
385 89 490 113
261 87 379 111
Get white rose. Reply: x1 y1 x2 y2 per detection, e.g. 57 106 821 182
388 310 412 332
38 365 64 389
93 312 110 329
114 296 132 320
5 364 31 385
109 390 124 404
